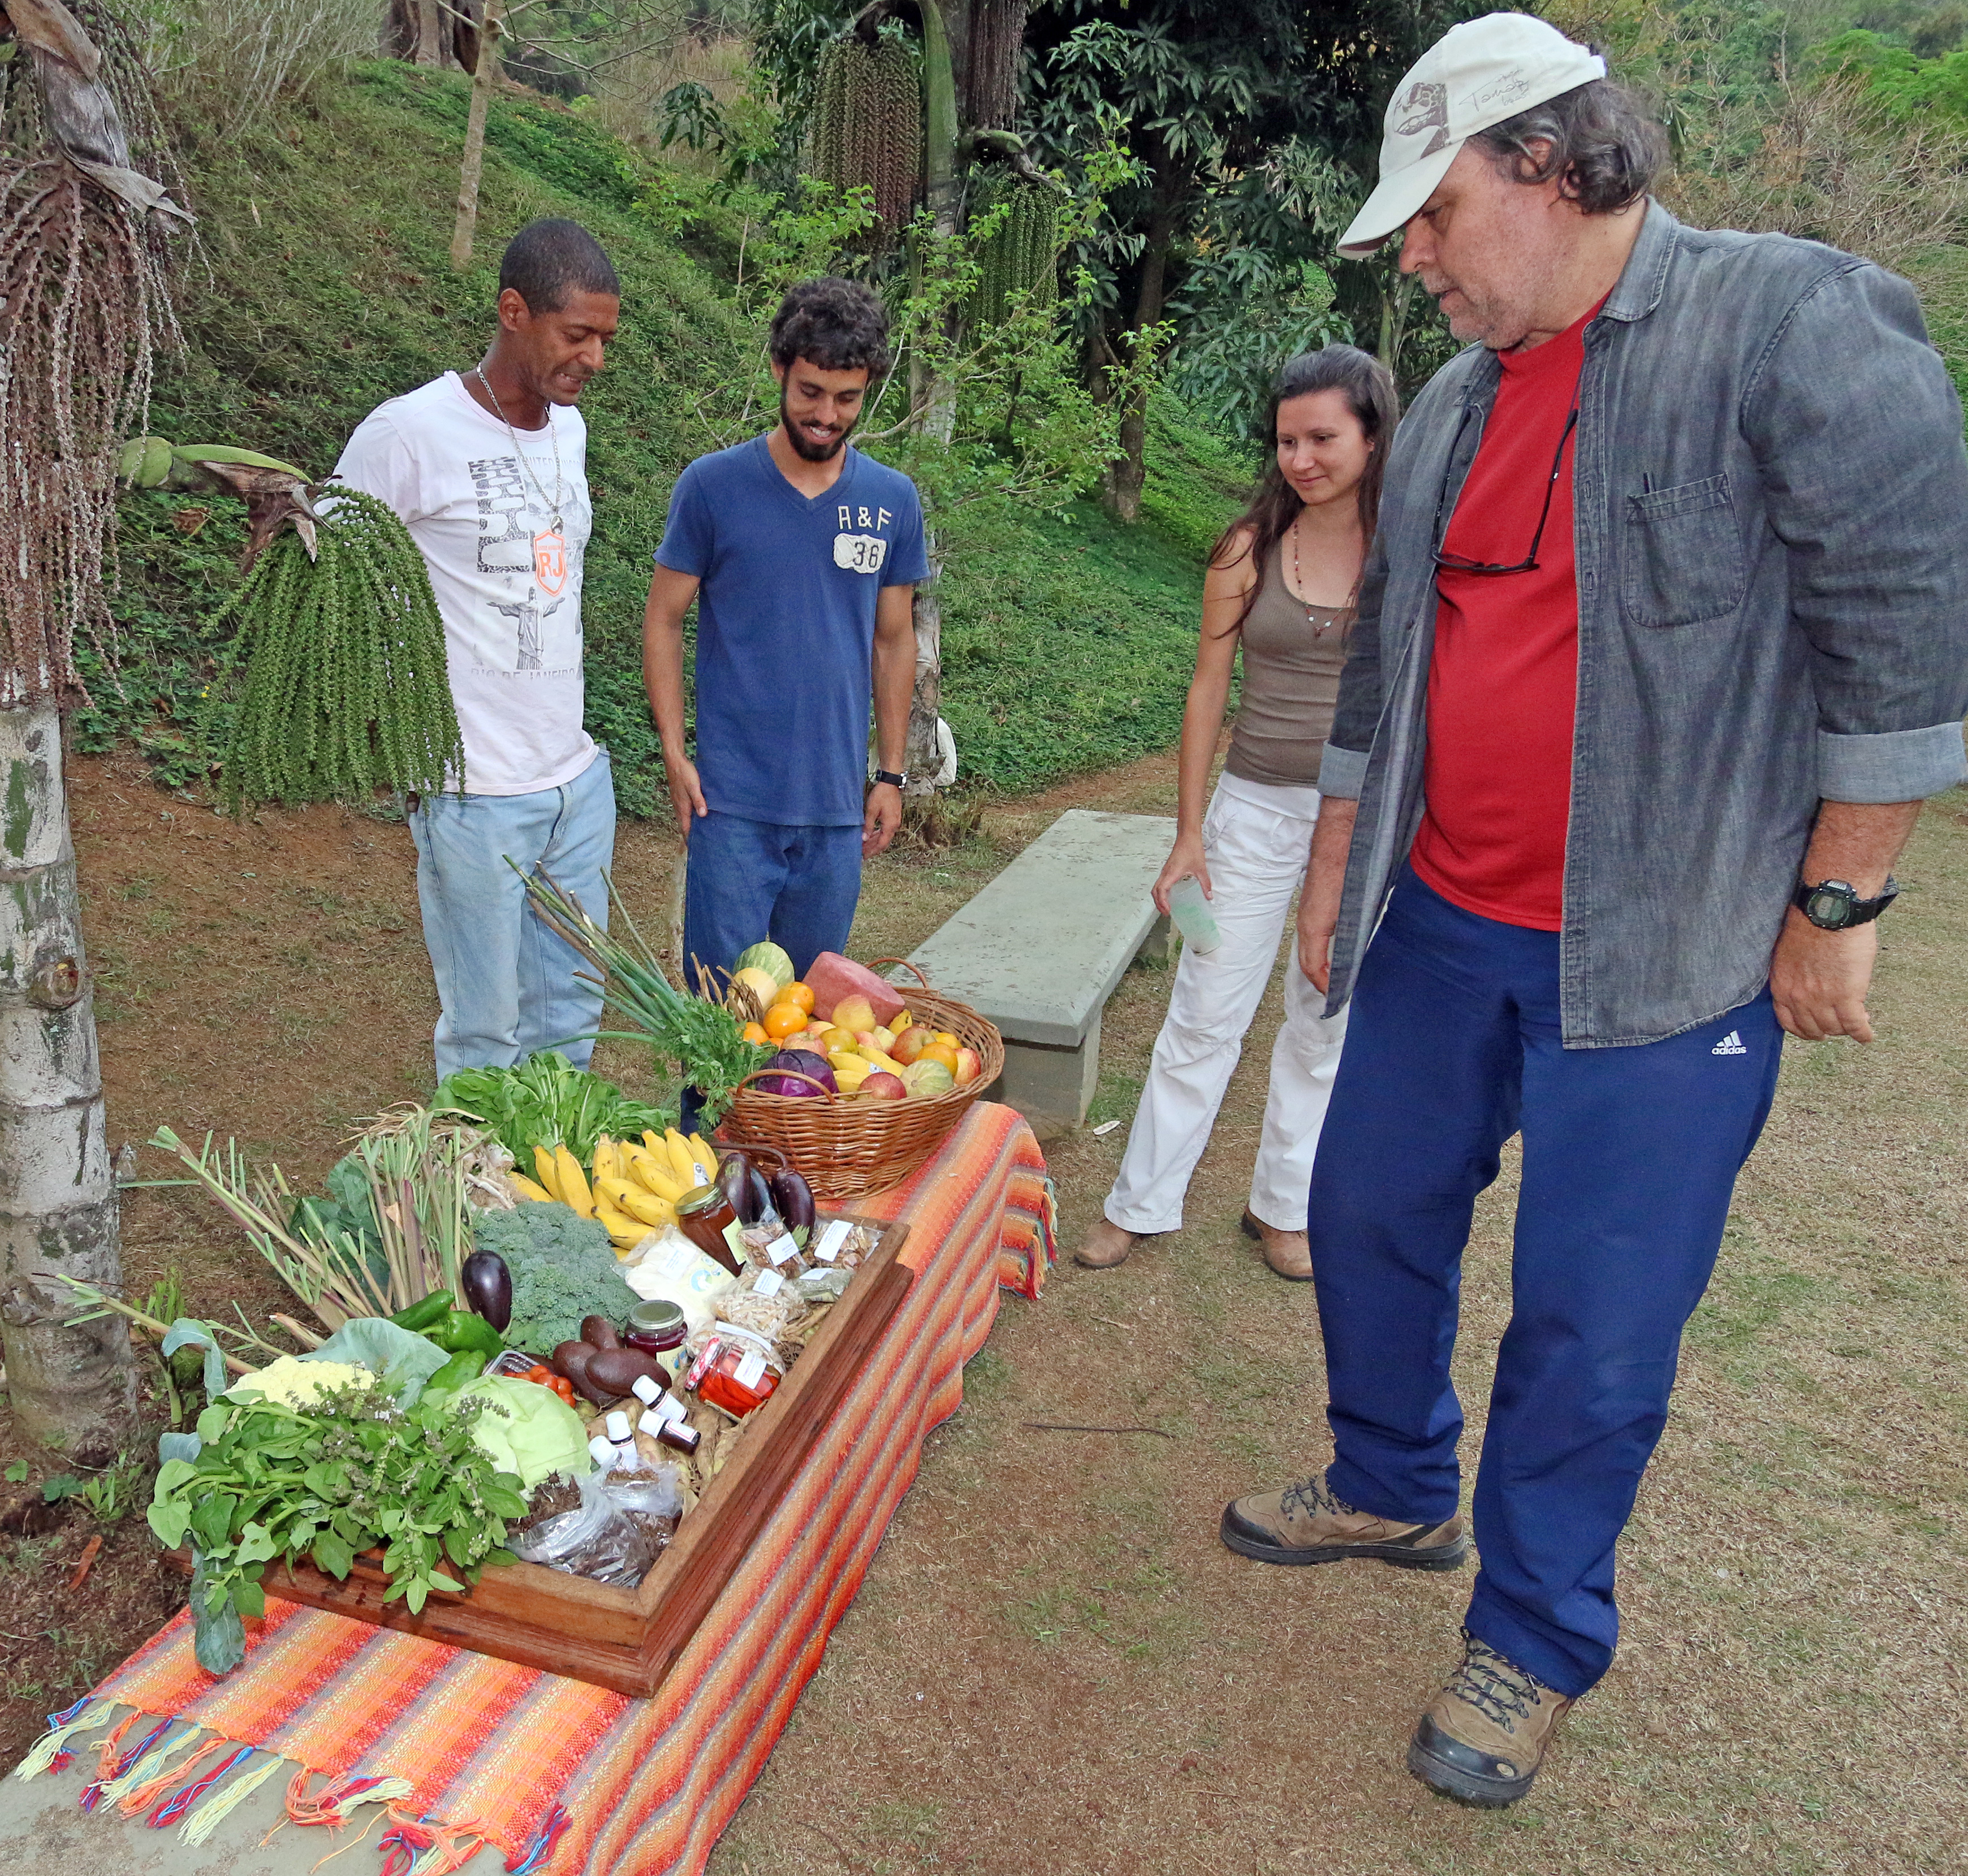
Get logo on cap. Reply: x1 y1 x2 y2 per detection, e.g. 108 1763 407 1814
1391 80 1451 153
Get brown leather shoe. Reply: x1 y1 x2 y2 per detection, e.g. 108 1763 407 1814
1407 1631 1572 1807
1219 1474 1468 1570
1240 1209 1313 1281
1074 1217 1140 1269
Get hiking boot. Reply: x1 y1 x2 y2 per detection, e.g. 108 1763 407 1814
1406 1631 1573 1808
1219 1475 1469 1570
1074 1218 1141 1269
1240 1209 1313 1281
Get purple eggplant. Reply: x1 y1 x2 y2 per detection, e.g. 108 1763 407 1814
717 1149 773 1226
769 1166 815 1239
460 1248 512 1332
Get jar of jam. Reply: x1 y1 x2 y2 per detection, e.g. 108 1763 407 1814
683 1325 783 1418
674 1184 742 1274
624 1299 688 1381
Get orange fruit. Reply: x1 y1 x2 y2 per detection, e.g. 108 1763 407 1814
763 1003 808 1040
742 1021 769 1045
780 982 816 1015
933 1031 960 1048
918 1040 960 1073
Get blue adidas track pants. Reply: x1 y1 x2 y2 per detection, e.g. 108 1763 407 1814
1306 865 1783 1697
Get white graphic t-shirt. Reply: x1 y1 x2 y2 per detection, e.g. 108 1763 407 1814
334 372 598 796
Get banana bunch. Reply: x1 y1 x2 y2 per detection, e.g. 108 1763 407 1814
511 1129 718 1254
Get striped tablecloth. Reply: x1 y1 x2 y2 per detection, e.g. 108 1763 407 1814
16 1103 1054 1875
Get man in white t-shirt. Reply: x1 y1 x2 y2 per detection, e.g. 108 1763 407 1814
335 218 621 1078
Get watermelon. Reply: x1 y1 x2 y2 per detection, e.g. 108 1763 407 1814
733 941 794 992
805 952 908 1025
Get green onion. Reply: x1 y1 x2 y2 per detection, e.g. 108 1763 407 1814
516 867 771 1126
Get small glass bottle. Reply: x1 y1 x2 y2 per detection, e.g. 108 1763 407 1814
683 1325 783 1418
674 1184 742 1274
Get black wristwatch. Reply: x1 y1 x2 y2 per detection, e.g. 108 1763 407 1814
872 769 907 789
1793 875 1898 930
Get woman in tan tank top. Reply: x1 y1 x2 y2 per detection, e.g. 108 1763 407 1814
1078 345 1399 1278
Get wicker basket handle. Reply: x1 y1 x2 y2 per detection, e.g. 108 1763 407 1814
717 1139 788 1172
732 1069 839 1103
868 957 932 993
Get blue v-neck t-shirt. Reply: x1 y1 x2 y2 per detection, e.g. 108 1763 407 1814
655 435 929 827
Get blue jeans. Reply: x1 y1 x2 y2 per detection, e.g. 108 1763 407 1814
681 810 862 987
1306 867 1782 1697
407 750 616 1082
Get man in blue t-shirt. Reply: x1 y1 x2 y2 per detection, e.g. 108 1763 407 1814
645 278 929 995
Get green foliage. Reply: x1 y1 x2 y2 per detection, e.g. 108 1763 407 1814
205 487 461 810
470 1202 626 1354
149 1384 527 1668
1137 392 1253 564
1817 25 1968 118
435 1050 675 1163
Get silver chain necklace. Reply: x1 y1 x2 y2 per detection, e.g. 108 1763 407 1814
473 364 564 532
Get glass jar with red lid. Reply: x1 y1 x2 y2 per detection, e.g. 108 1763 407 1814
624 1299 688 1381
684 1325 783 1418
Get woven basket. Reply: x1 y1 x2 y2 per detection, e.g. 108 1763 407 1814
717 959 1004 1202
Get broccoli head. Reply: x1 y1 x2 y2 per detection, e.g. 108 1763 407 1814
471 1202 632 1354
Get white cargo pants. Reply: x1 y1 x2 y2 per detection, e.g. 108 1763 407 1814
1104 773 1349 1236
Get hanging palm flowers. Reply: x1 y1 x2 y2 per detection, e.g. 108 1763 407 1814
968 171 1061 326
806 31 923 235
120 440 463 810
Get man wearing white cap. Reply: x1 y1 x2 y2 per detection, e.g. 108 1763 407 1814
1218 11 1968 1810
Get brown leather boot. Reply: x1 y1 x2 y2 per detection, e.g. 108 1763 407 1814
1240 1209 1313 1281
1073 1217 1140 1269
1219 1475 1468 1570
1406 1631 1573 1807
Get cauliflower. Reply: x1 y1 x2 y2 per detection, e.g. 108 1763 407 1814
227 1355 374 1410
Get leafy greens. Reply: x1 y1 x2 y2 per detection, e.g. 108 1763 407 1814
436 1051 674 1165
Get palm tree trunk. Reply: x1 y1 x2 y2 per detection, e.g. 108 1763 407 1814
0 701 133 1463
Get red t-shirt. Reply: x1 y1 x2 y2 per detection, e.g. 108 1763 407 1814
1410 305 1595 931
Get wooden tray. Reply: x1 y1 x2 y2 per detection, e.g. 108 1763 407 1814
168 1220 913 1697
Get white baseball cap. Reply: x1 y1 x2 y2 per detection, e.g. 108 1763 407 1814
1337 13 1607 258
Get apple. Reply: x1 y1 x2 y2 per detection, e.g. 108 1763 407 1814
890 1025 928 1066
953 1045 981 1086
870 1025 897 1052
832 994 876 1035
859 1071 906 1100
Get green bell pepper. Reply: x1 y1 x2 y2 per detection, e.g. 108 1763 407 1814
422 1347 491 1398
426 1309 504 1358
390 1289 454 1333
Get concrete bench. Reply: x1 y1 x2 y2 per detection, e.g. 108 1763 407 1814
903 809 1176 1137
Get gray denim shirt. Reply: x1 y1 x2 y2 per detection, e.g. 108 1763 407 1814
1318 202 1968 1047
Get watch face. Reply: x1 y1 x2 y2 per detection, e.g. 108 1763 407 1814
1805 884 1853 928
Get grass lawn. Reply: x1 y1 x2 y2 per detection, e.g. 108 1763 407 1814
3 753 1963 1875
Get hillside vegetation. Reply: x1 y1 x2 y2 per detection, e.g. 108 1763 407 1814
98 63 1242 811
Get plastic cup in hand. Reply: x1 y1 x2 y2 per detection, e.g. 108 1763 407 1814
1166 874 1220 954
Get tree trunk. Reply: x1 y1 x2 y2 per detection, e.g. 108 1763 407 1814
904 0 962 796
449 0 503 272
1103 149 1185 524
415 0 445 65
961 0 1027 129
0 702 132 1462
